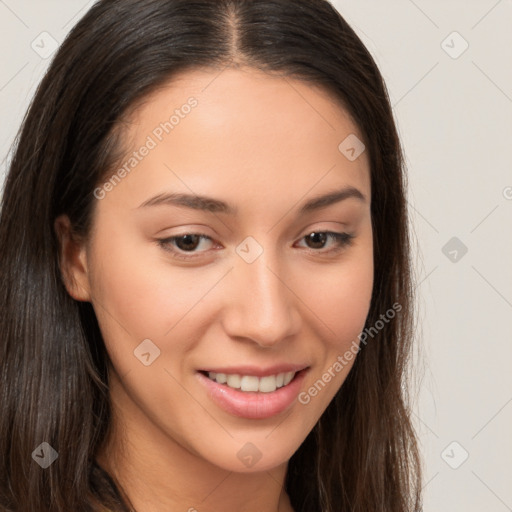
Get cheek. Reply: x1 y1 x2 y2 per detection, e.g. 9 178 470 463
280 253 374 441
86 227 209 358
303 251 374 349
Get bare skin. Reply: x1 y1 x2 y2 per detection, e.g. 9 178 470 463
55 66 373 512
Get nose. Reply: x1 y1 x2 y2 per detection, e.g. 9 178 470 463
221 247 301 348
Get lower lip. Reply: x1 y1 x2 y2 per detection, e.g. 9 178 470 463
197 369 308 420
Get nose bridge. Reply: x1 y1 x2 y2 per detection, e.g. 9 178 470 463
223 238 299 346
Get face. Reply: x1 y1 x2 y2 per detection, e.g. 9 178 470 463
57 66 373 473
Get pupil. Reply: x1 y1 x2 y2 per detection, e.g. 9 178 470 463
177 234 200 251
307 232 326 249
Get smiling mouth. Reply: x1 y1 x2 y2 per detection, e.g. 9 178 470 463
199 370 302 393
197 368 309 419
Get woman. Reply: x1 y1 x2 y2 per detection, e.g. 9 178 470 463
0 0 423 510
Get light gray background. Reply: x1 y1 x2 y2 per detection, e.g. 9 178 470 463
1 1 511 510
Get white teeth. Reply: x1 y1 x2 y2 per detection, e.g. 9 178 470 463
206 371 297 392
259 375 277 393
240 376 259 392
215 372 227 384
284 371 294 386
226 374 241 389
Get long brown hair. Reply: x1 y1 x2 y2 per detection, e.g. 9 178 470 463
0 0 422 510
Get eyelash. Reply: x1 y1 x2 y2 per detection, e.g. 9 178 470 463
156 231 355 261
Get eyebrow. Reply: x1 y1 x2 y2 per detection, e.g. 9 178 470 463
137 186 366 215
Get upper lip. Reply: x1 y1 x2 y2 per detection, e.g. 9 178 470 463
198 363 309 378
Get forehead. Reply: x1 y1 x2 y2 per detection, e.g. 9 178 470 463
103 66 371 213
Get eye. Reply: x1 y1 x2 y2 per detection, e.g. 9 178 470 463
295 231 354 255
156 230 355 261
157 233 216 260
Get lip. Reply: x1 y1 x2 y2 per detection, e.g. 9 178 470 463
197 367 309 420
197 363 309 378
